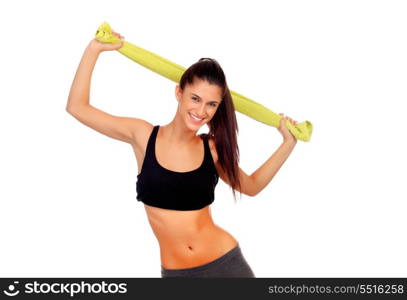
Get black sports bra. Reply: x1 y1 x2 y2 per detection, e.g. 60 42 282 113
135 125 219 211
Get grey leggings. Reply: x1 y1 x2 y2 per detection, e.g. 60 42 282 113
161 244 255 278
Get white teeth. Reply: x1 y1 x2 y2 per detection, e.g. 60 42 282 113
190 113 203 121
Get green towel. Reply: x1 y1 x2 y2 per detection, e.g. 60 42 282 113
95 21 313 142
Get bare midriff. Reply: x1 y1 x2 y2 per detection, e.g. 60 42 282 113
143 203 239 270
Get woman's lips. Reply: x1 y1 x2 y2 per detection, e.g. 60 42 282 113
189 112 204 124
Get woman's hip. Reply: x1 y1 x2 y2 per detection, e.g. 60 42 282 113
161 243 255 278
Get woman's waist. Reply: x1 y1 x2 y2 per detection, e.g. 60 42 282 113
145 204 215 237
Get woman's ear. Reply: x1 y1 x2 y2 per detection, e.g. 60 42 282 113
175 84 182 102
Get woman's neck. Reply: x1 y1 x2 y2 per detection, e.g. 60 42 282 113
162 118 199 146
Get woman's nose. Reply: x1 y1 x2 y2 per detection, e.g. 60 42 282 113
197 104 206 116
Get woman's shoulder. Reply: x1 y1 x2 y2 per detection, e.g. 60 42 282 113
199 133 218 162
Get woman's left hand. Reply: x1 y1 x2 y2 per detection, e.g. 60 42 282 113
278 113 298 143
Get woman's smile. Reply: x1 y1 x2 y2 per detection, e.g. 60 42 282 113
189 112 205 124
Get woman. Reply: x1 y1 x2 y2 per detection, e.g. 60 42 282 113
66 31 298 278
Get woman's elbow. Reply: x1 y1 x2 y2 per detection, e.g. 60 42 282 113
248 190 258 197
242 186 258 197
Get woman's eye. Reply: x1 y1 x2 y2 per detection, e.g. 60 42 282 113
192 97 198 101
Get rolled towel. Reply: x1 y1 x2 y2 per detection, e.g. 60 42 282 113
95 21 313 142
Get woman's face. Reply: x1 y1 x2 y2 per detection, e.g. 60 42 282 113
175 79 223 130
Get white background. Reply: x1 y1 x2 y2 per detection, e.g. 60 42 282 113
1 0 406 277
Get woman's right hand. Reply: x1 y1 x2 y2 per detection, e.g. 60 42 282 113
88 30 125 53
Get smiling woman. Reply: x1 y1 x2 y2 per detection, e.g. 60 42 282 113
66 27 298 278
132 58 256 277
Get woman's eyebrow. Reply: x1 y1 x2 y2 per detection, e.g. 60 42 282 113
191 93 221 103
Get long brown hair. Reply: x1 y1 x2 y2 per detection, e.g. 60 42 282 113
179 58 242 201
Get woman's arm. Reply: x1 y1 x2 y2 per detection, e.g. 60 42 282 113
250 139 297 196
66 42 100 111
65 36 151 145
212 114 298 197
210 134 297 197
249 114 298 196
